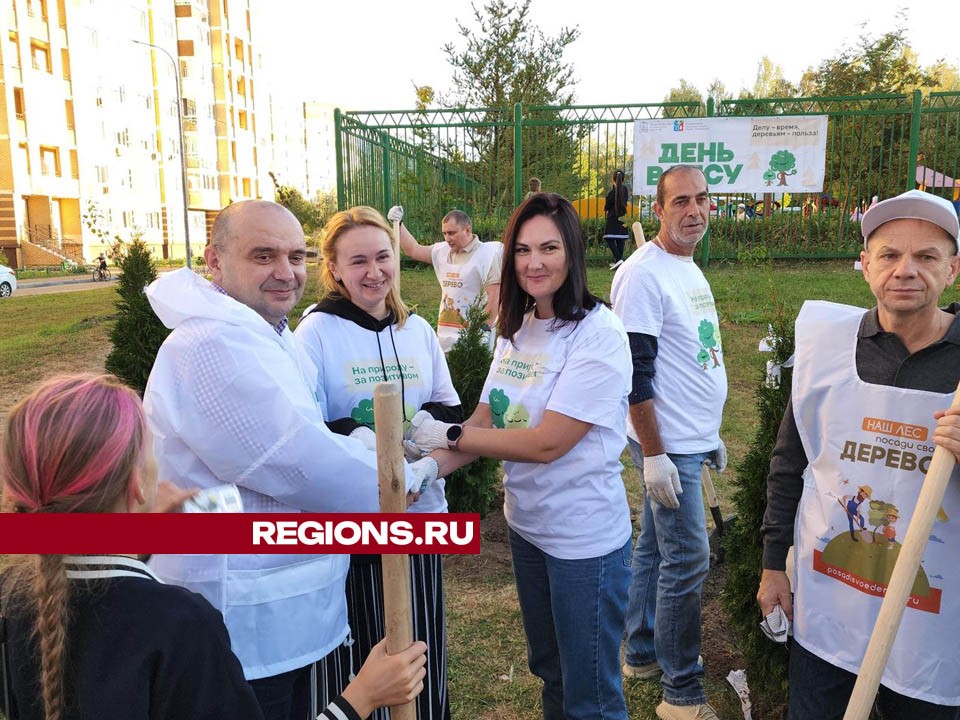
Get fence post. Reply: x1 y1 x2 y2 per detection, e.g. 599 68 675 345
381 130 393 210
514 102 523 207
700 96 715 266
335 108 345 210
907 89 922 193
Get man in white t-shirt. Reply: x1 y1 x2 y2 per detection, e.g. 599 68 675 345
610 166 727 720
388 206 502 351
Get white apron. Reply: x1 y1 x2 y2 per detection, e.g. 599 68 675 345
792 300 960 705
431 240 499 351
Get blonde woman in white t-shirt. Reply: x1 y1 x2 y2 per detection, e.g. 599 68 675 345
406 193 634 720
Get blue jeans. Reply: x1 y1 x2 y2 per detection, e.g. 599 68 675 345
788 639 960 720
509 527 631 720
624 438 710 706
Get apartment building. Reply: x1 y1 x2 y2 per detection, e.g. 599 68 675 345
0 0 321 269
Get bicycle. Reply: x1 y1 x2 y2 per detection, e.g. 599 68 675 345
92 266 112 282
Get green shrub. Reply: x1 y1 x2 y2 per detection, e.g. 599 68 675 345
707 210 862 259
105 236 170 395
443 301 500 517
721 276 794 716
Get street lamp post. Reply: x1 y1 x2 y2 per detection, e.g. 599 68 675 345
131 39 192 268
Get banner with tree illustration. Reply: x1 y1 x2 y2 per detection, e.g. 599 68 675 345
632 116 828 194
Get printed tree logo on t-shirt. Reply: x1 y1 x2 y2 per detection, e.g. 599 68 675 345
352 399 376 427
697 319 722 369
351 399 418 433
504 403 530 429
489 388 510 428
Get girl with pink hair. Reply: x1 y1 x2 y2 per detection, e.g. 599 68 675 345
0 374 425 720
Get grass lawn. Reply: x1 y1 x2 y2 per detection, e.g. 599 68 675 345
2 259 957 718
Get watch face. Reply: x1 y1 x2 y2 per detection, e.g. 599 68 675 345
447 425 463 443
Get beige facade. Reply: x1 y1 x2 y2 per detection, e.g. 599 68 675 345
0 0 323 268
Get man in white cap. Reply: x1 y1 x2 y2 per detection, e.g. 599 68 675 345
758 189 960 718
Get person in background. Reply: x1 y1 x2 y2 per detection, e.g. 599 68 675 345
525 177 542 200
405 193 633 720
0 373 427 720
604 169 630 270
296 205 460 720
389 205 503 351
611 165 726 720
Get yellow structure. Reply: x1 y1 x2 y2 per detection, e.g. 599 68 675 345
571 196 637 220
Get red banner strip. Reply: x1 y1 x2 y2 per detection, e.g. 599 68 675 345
813 549 941 614
0 513 481 554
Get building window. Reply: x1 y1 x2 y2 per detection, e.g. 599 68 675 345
39 146 60 176
13 87 25 120
19 143 30 174
30 41 51 73
8 33 21 69
237 109 247 130
64 98 73 128
56 0 65 27
60 47 70 79
69 149 78 179
177 39 194 56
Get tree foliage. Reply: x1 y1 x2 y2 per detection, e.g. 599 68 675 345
443 300 500 516
443 0 579 109
721 279 794 717
105 235 170 395
663 78 704 117
799 26 937 96
744 56 798 99
440 0 582 206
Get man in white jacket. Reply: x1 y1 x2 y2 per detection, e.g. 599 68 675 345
144 200 435 720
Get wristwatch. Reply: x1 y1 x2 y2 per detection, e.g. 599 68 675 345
447 424 463 450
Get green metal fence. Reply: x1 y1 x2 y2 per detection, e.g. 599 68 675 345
336 90 960 262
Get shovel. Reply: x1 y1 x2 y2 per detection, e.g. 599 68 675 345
702 462 735 563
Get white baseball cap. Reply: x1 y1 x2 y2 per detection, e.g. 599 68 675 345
861 189 959 252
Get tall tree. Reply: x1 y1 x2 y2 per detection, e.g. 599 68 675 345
745 56 797 98
443 0 579 108
662 79 704 117
800 26 936 96
440 0 582 206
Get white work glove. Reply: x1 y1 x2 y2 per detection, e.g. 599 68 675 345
387 205 404 224
407 456 439 496
349 425 378 452
643 453 682 509
405 410 455 456
706 438 727 473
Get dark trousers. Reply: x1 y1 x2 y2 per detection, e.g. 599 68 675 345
249 663 312 720
605 236 626 262
319 553 450 720
788 639 960 720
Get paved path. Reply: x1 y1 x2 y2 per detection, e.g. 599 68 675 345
14 276 118 296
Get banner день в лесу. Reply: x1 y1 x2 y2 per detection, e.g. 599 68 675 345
633 116 828 195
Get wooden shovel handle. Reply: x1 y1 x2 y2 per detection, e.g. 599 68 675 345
373 382 416 720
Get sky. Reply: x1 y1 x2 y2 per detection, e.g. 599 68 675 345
265 0 959 111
